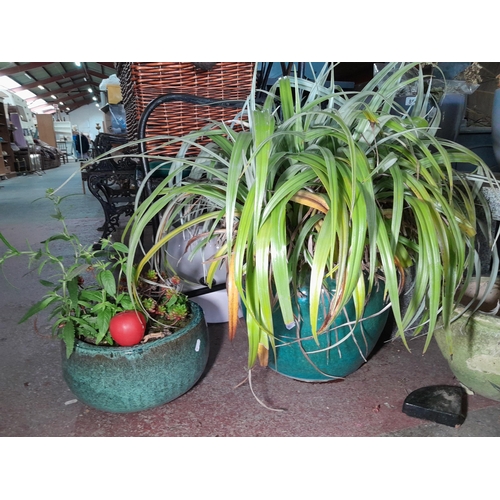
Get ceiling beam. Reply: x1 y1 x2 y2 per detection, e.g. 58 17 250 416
33 94 96 114
56 91 96 104
25 82 98 102
0 62 53 77
87 69 111 80
97 62 116 70
5 66 111 98
12 69 85 91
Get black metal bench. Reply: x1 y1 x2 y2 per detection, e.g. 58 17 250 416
83 133 139 244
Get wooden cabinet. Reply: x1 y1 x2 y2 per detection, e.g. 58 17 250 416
36 113 57 147
0 101 15 177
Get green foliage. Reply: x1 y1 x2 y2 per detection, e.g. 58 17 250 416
84 62 500 368
0 190 139 356
135 271 190 329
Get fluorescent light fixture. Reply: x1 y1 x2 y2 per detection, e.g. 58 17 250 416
38 85 45 90
92 96 97 101
95 103 99 107
88 88 93 93
75 62 81 66
66 107 70 111
59 102 64 106
24 73 33 79
51 95 57 99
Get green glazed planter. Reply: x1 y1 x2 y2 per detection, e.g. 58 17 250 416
61 301 209 413
268 279 390 382
435 304 500 402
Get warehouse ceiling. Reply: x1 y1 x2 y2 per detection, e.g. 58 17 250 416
0 62 117 114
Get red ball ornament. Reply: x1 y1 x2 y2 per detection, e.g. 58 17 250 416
109 310 147 346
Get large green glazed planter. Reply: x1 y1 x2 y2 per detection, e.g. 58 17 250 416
61 301 209 413
435 304 500 402
268 279 390 382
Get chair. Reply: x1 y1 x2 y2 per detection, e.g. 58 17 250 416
56 141 69 164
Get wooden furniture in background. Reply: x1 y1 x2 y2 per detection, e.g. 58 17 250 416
0 102 15 177
36 114 57 147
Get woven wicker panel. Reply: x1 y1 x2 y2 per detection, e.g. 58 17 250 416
115 62 138 145
116 62 254 157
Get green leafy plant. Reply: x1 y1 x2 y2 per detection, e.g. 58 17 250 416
85 62 500 371
0 189 189 357
133 272 190 330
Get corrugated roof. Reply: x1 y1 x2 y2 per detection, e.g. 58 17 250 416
0 62 117 113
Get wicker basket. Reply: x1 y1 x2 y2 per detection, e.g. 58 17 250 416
115 62 254 157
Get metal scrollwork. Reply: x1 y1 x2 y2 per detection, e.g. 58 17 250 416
86 133 139 245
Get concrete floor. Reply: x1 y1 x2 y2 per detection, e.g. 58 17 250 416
1 161 500 438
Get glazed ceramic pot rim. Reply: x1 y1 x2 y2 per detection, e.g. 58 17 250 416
72 300 204 355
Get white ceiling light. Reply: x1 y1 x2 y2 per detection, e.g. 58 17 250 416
59 102 64 106
75 62 81 66
38 85 45 90
51 95 57 99
92 96 97 101
88 88 93 93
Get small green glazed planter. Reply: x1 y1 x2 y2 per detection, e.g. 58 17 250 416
61 301 209 413
267 279 390 382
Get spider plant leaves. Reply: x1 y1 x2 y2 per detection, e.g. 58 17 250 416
227 252 239 341
269 199 294 331
290 190 329 214
120 61 500 370
405 197 442 347
309 209 336 340
226 131 253 251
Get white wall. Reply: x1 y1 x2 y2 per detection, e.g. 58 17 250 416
68 103 105 140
